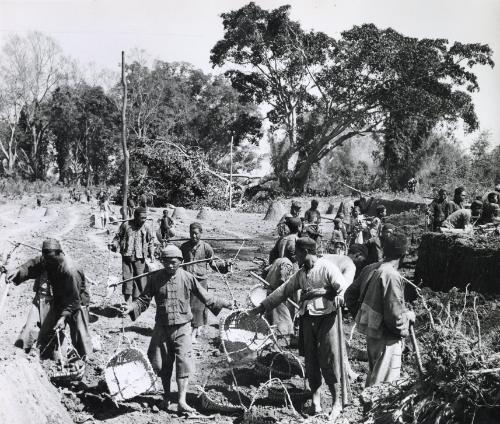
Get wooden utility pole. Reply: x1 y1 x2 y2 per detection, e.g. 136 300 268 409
121 51 129 221
229 134 233 211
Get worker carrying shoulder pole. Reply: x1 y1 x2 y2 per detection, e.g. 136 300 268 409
120 244 234 413
109 207 155 304
249 237 349 421
6 239 92 361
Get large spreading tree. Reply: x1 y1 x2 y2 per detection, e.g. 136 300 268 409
211 2 494 191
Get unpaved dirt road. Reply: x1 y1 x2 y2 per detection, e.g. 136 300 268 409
0 196 380 424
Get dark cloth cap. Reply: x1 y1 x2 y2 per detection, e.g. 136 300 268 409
160 245 183 259
190 222 203 232
42 239 61 251
296 237 316 252
383 232 408 258
348 243 368 257
134 207 147 215
471 200 483 209
286 217 302 232
291 200 301 209
438 188 447 195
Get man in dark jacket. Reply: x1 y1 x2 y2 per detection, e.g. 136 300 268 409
354 233 415 387
427 189 450 231
110 207 154 303
7 239 92 360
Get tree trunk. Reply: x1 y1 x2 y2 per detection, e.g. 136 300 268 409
31 126 39 180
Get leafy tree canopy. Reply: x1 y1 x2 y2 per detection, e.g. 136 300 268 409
48 84 120 185
118 60 263 168
211 2 494 191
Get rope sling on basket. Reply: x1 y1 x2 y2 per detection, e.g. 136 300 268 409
220 310 275 363
49 329 86 384
105 318 158 402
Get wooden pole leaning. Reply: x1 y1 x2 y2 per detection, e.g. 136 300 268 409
249 272 299 310
336 301 353 406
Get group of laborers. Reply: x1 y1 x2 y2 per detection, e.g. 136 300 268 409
4 202 235 414
427 185 500 231
5 197 416 419
253 200 414 420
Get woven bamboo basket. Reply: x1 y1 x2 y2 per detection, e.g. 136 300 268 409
220 310 274 363
254 351 304 380
199 387 244 414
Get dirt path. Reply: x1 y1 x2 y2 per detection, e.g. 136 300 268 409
0 197 375 424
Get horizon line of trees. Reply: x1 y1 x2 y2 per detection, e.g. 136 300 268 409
0 3 497 206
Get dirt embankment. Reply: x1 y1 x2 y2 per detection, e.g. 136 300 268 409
415 232 500 293
0 199 81 424
0 355 73 424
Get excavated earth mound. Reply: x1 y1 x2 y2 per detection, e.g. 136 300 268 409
196 207 211 220
172 206 188 220
366 197 426 216
0 356 73 424
415 232 500 293
263 201 285 221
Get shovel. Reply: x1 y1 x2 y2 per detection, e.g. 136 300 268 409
409 324 425 376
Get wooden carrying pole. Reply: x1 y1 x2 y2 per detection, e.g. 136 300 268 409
249 272 299 310
108 257 217 287
340 182 369 197
121 51 129 221
166 237 247 243
337 303 352 406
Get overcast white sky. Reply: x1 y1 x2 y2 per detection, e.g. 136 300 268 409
1 0 499 148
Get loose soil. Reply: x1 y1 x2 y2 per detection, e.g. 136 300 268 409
1 194 497 423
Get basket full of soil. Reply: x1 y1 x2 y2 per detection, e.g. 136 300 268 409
415 232 500 294
242 405 298 424
198 385 248 413
254 351 304 380
267 380 310 405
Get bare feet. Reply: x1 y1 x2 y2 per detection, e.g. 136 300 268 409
178 400 196 413
329 402 342 422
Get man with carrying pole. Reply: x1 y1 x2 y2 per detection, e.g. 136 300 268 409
109 207 155 304
119 245 234 413
249 237 349 421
